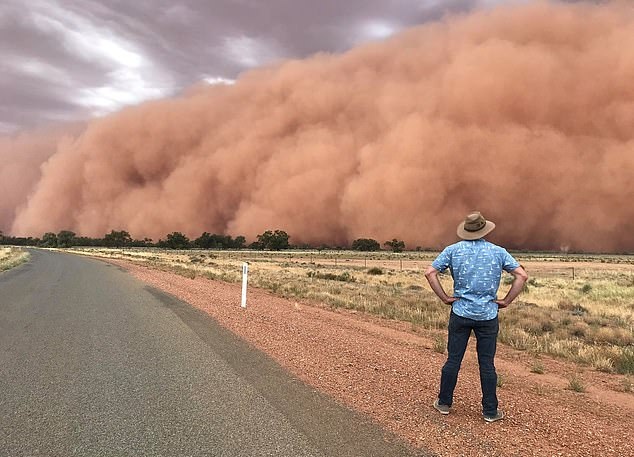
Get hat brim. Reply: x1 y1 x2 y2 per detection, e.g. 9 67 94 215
457 220 496 240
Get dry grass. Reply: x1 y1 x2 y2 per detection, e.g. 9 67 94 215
0 247 29 272
567 376 586 392
530 360 545 374
433 335 446 354
64 247 634 375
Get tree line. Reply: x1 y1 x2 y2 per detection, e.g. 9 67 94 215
0 229 411 252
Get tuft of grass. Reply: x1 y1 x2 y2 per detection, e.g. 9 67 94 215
496 373 504 388
0 247 30 272
615 347 634 375
590 356 614 373
527 278 540 287
367 267 384 275
622 376 633 393
530 360 545 374
581 283 593 294
307 270 356 283
557 300 588 315
567 376 585 392
433 335 446 354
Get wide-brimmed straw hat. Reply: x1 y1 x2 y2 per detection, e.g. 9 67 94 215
457 211 496 240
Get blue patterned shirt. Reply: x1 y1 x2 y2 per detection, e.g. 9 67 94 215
431 239 520 321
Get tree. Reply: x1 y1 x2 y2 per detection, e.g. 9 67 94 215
256 230 290 250
194 233 246 249
40 232 58 247
56 230 76 248
130 238 153 247
232 235 246 249
165 232 190 249
384 239 405 253
351 238 380 251
104 230 132 248
194 232 213 249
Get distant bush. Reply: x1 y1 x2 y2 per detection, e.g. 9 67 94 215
367 267 383 275
256 230 290 250
351 238 380 251
164 232 191 249
307 271 356 283
384 239 405 253
557 300 588 315
581 283 593 294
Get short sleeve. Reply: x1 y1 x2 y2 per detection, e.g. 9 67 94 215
501 249 520 272
431 246 452 273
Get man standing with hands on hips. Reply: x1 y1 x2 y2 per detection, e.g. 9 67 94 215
425 211 528 423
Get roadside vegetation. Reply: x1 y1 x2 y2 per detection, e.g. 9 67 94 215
0 247 29 272
63 247 634 377
5 227 631 377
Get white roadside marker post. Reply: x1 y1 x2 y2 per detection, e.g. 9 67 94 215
241 262 249 308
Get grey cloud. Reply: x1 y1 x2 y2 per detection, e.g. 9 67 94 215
1 0 490 132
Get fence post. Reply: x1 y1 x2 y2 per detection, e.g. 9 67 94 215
241 262 249 308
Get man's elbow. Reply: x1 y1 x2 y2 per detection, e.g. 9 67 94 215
515 268 529 282
424 267 438 280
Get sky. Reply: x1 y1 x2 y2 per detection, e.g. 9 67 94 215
0 0 513 134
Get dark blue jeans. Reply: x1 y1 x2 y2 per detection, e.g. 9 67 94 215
438 311 499 416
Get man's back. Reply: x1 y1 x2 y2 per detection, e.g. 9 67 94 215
426 211 528 422
431 239 519 320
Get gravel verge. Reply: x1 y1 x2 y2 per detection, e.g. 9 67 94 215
112 259 633 457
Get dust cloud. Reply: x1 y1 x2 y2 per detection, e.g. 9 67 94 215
2 1 633 252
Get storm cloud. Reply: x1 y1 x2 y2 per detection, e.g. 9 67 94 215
0 0 486 132
1 1 633 253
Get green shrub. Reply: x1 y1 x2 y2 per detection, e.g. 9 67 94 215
367 267 384 275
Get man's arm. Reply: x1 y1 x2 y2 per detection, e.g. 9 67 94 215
425 266 458 305
495 266 529 308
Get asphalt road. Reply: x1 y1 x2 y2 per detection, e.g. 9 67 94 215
0 249 427 457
